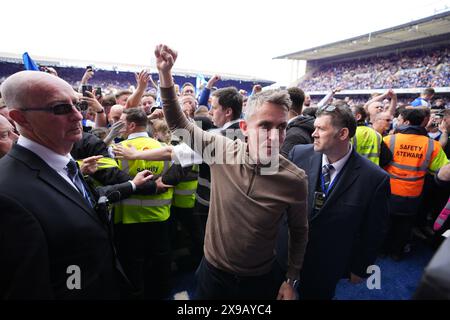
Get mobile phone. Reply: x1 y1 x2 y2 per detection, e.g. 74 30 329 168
81 85 93 97
95 87 102 98
86 65 93 71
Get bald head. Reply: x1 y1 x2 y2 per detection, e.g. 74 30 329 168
1 71 74 110
108 104 124 124
373 112 393 135
1 71 83 155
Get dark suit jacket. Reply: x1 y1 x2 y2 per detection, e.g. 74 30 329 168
0 144 121 299
277 144 390 299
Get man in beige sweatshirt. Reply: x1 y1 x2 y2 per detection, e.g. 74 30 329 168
155 44 308 300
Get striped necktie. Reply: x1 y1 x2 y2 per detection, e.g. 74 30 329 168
322 163 334 193
65 159 93 207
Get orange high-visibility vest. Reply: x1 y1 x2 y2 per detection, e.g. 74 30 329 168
383 133 442 198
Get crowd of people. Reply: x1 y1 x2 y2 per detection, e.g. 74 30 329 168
300 47 450 91
0 44 450 301
0 61 270 97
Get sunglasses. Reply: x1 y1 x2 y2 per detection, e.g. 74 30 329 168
20 101 87 115
319 105 337 112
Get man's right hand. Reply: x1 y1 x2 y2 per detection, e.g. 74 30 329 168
154 44 178 74
276 281 297 300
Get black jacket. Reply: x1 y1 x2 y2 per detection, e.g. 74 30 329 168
0 145 121 299
281 116 315 157
277 145 390 299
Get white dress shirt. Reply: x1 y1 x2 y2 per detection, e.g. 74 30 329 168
321 144 353 186
17 135 78 191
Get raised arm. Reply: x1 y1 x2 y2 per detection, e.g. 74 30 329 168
198 75 220 107
113 144 173 161
155 44 237 165
386 89 397 116
126 70 150 109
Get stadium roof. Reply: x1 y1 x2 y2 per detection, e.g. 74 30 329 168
274 10 450 62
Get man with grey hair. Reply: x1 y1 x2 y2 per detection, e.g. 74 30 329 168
155 44 308 300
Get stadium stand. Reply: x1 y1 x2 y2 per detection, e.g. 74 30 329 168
275 11 450 103
0 57 274 95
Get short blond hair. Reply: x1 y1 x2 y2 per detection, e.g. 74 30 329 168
244 89 291 121
152 119 171 144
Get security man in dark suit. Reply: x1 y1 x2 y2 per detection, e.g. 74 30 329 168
277 104 390 299
0 71 154 299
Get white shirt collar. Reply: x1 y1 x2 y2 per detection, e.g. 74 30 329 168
127 132 149 140
222 119 241 130
17 135 72 172
322 144 353 182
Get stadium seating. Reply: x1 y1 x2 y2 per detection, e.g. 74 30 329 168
300 47 450 91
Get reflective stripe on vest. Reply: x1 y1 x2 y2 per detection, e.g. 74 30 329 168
388 136 434 171
120 198 172 206
386 133 434 197
387 173 424 181
352 126 381 165
115 136 173 223
195 194 210 206
198 177 211 189
121 159 130 174
174 188 196 196
173 177 198 208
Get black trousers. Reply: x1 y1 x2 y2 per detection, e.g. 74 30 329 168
169 206 204 267
114 220 171 300
195 257 284 300
384 214 416 256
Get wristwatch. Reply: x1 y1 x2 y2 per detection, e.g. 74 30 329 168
286 278 299 289
96 109 105 114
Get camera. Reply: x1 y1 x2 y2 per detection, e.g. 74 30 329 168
81 85 93 97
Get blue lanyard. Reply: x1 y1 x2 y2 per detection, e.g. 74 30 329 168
320 168 343 196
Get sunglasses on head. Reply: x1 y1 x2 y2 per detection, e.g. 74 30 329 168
20 101 87 115
319 105 337 112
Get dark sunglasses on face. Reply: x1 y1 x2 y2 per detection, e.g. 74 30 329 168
20 101 87 115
